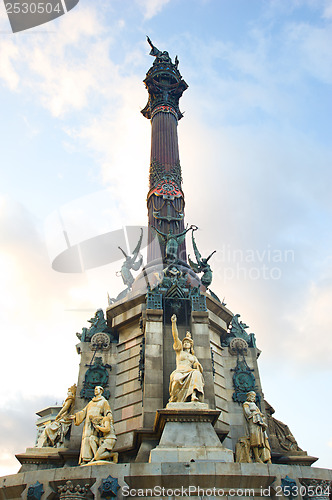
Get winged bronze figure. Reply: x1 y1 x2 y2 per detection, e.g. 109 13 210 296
152 225 196 263
188 230 216 289
118 228 143 289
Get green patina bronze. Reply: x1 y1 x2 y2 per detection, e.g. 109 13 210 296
222 314 257 348
149 159 182 189
146 263 207 316
80 357 111 400
188 230 216 289
231 354 258 405
117 228 143 289
76 309 117 343
27 481 44 500
152 225 196 263
141 37 188 121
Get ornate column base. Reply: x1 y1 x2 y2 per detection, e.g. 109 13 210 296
149 405 234 463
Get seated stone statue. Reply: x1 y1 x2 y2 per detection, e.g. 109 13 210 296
169 314 204 403
89 413 118 463
242 391 271 463
36 385 76 448
264 400 302 452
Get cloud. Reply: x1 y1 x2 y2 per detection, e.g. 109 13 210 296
285 20 332 84
323 1 332 19
0 4 119 117
0 2 151 219
178 100 332 367
73 81 150 222
284 273 332 365
0 39 20 90
135 0 171 20
0 197 90 398
0 396 51 476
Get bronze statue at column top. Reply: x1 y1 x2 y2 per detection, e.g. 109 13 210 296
143 37 189 264
141 36 188 121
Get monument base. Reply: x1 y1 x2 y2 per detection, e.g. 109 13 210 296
149 407 234 463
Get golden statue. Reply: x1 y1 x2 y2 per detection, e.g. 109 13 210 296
169 314 204 403
242 391 271 463
36 384 76 448
89 414 118 463
70 386 114 465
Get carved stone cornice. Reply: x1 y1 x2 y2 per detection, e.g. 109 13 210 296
153 408 220 435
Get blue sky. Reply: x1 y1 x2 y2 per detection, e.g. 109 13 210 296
0 0 331 475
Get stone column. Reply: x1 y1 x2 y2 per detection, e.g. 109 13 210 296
135 308 164 462
142 308 164 428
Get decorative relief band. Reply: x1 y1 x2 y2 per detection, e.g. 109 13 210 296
151 104 178 120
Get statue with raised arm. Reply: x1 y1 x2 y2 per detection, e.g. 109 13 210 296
117 228 143 289
36 385 76 448
169 314 204 403
243 391 271 463
147 35 172 63
188 229 216 288
152 225 196 263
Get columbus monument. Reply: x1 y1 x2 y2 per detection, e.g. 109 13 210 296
0 38 331 500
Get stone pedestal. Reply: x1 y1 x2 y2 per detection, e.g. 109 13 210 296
149 405 234 463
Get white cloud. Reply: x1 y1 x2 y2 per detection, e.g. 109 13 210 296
135 0 171 20
284 275 332 364
0 397 52 476
0 197 90 399
0 40 19 90
0 5 120 117
285 21 332 84
74 80 150 222
323 1 332 19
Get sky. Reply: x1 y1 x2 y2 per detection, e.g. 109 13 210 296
0 0 331 476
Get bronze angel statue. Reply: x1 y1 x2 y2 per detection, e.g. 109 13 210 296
188 230 216 289
152 225 197 263
117 228 143 289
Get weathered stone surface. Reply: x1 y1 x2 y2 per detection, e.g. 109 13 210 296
3 462 331 500
149 408 234 463
166 402 209 410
